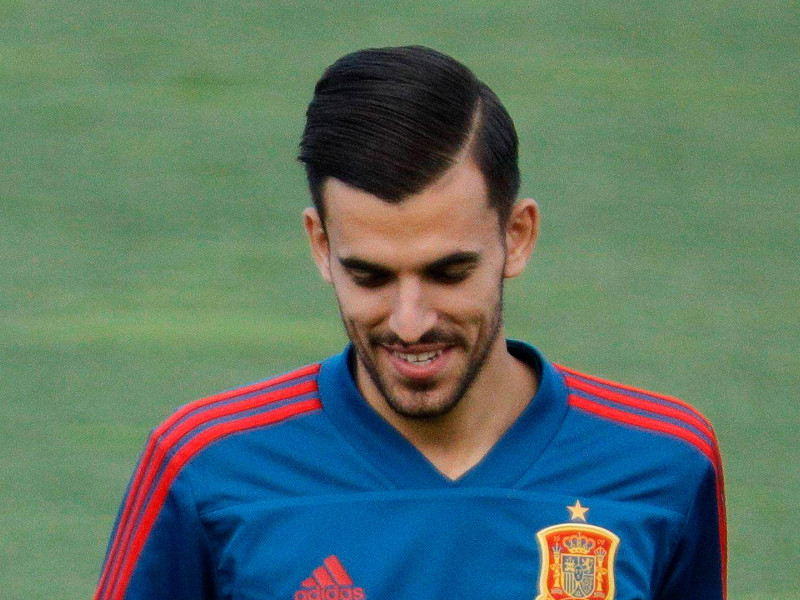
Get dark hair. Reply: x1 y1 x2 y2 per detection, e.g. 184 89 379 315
298 46 520 225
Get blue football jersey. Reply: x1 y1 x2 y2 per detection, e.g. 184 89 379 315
95 341 725 600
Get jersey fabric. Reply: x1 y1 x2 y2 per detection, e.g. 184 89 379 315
95 340 726 600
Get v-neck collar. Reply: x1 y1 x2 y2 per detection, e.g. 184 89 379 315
318 340 569 489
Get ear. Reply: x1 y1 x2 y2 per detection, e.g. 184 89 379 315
303 207 332 283
503 198 540 278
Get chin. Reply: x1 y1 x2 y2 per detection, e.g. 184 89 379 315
382 387 462 421
376 366 478 420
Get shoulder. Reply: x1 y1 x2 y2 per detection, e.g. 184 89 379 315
149 362 324 466
550 362 724 511
555 363 720 467
134 363 324 498
550 364 727 595
95 364 325 600
127 362 326 517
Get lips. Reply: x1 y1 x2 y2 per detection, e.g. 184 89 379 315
391 349 443 365
382 345 452 382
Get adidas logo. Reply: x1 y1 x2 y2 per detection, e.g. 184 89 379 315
293 555 366 600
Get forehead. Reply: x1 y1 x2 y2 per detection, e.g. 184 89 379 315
322 158 501 263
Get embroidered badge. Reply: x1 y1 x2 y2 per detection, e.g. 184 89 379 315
534 501 620 600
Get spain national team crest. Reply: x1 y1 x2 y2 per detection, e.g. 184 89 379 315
534 501 620 600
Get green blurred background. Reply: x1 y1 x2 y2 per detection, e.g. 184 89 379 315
1 1 798 598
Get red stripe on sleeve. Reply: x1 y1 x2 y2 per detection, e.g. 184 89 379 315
555 363 712 428
110 398 323 600
711 440 728 598
567 394 717 466
562 374 715 440
568 393 726 596
97 376 318 600
96 365 320 600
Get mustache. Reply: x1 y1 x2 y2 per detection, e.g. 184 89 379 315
369 329 465 348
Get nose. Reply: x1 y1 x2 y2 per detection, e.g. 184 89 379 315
387 278 437 343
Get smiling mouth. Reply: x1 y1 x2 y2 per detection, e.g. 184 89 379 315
391 349 444 365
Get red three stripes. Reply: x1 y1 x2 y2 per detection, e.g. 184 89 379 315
556 363 727 599
95 364 322 600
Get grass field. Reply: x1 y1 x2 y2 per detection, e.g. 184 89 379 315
2 1 798 598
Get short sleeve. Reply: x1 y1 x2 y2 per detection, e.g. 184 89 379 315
94 438 215 600
657 459 726 600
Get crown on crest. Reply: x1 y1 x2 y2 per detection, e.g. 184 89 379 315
562 532 595 554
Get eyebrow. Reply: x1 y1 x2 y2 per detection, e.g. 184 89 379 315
337 251 481 274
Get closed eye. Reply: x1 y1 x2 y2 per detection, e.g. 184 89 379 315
338 257 393 288
425 267 472 284
423 252 480 284
337 251 480 288
349 268 393 288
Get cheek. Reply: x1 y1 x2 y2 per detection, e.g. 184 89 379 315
434 281 502 324
333 282 391 327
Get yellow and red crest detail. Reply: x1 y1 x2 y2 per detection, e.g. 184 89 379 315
535 523 620 600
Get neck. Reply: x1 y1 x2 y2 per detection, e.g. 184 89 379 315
358 335 538 480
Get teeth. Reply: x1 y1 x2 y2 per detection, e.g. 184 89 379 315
392 349 443 364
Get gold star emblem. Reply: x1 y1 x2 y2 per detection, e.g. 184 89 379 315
567 500 589 522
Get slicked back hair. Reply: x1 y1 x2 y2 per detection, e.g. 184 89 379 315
298 46 520 226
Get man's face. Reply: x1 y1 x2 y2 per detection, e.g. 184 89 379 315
305 157 534 420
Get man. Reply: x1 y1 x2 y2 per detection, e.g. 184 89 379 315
95 46 725 600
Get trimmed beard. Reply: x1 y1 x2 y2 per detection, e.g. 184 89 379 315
343 281 504 421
